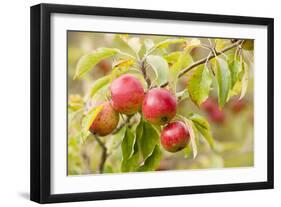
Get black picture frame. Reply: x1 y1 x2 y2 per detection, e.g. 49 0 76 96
30 3 274 204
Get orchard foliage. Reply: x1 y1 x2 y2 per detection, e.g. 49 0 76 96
68 34 254 174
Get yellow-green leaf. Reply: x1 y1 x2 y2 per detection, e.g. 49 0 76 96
215 57 231 108
184 119 198 158
82 105 104 131
88 75 111 98
74 48 118 79
164 51 193 68
229 59 243 88
128 37 142 56
139 121 159 160
240 61 249 100
80 105 104 142
155 38 186 49
137 145 162 172
187 65 212 106
121 127 137 160
169 50 192 93
146 55 169 86
144 39 155 52
121 127 140 172
147 38 186 55
189 113 214 149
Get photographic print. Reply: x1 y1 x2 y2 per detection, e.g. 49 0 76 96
67 31 254 175
31 4 273 203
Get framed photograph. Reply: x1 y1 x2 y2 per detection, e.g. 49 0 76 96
30 3 274 203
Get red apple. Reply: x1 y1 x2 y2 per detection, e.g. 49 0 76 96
110 74 144 115
160 121 190 152
142 88 177 125
231 99 245 113
201 98 217 113
89 102 119 136
210 108 225 124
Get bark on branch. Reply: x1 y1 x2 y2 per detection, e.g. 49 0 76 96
94 135 107 173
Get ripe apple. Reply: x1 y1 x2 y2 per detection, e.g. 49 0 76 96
201 98 225 124
201 98 217 113
142 88 177 125
160 121 190 152
210 108 225 124
89 102 119 136
230 99 245 113
110 74 144 115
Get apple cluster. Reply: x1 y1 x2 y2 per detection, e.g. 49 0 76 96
89 74 190 153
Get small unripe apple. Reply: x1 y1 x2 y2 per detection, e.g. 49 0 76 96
89 102 119 136
142 88 177 125
242 40 254 50
110 74 144 115
160 121 190 152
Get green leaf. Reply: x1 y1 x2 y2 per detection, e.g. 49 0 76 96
177 115 198 159
136 119 144 140
80 105 104 141
137 145 162 172
229 59 242 88
147 38 186 55
88 75 111 98
185 119 198 158
164 51 182 64
121 127 136 160
189 113 214 149
240 61 249 100
121 127 140 172
187 65 212 106
154 38 186 49
74 48 118 79
176 89 189 102
169 50 191 93
214 57 231 108
146 55 169 86
164 51 193 68
128 37 142 56
184 144 193 159
139 121 159 160
107 125 126 153
144 39 155 52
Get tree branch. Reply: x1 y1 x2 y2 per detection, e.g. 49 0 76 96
160 40 243 87
140 61 151 88
93 134 107 173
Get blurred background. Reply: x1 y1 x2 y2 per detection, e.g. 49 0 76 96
67 31 254 175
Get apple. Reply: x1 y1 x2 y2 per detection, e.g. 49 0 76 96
142 88 177 125
160 121 190 152
89 102 119 136
230 99 245 113
210 108 225 124
110 74 144 115
201 98 217 113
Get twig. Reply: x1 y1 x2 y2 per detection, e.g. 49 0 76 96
160 40 243 87
93 134 107 173
140 61 151 88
